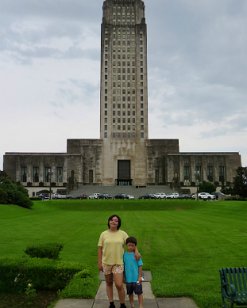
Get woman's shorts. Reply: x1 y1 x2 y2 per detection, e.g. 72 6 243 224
103 264 124 275
126 282 143 295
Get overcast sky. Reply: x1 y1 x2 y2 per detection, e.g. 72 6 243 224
0 0 246 170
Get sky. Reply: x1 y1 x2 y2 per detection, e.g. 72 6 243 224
0 0 246 170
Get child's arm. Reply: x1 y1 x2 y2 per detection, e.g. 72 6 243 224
138 265 143 283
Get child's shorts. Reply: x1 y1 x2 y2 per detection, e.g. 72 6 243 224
126 282 143 295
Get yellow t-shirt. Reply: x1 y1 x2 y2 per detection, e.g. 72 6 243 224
98 229 128 265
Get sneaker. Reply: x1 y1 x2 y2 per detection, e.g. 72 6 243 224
109 303 115 308
120 304 127 308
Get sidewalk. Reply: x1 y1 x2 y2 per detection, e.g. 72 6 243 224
55 271 198 308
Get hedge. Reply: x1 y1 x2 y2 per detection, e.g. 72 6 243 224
24 243 63 260
0 257 84 293
59 268 98 299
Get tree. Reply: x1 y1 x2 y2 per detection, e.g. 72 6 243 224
198 181 216 194
233 167 247 198
0 171 33 208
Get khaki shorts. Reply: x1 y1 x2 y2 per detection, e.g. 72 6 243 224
103 264 124 275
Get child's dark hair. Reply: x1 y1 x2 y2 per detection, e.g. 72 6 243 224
126 236 137 246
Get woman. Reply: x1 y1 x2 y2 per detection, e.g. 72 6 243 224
98 214 138 308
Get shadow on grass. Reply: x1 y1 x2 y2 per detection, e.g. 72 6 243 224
0 291 58 308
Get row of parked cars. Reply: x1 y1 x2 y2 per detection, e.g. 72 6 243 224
85 191 224 200
79 192 190 200
43 191 225 200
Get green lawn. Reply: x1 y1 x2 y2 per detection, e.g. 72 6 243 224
0 199 247 307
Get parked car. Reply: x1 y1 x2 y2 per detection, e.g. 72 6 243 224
76 194 88 199
127 195 135 199
138 194 156 199
153 193 167 199
166 192 179 199
88 193 101 199
114 193 129 199
98 193 113 199
179 194 192 199
212 192 227 200
192 192 216 200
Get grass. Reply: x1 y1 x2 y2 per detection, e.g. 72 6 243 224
0 199 247 307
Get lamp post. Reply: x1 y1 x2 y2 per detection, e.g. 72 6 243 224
195 170 200 200
48 170 52 200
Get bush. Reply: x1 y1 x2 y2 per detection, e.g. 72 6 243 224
59 268 98 299
0 172 32 209
25 243 63 260
0 257 84 293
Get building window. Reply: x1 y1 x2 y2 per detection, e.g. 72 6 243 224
21 166 27 182
219 165 226 183
33 167 39 182
56 167 63 183
195 165 202 181
207 165 214 182
44 167 51 183
183 165 190 180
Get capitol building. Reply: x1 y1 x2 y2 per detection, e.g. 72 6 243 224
3 0 241 196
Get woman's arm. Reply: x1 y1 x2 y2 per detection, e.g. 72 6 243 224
98 246 103 271
134 246 141 260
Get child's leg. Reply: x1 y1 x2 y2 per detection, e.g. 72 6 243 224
129 293 134 307
138 294 143 308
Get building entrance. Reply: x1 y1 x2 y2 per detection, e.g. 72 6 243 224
117 160 132 186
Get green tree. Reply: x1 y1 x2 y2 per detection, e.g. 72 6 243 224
233 167 247 198
0 171 33 208
198 181 216 194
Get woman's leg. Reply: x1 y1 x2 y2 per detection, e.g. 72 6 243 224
114 272 125 304
105 273 114 303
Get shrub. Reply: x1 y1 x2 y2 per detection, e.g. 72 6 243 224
0 257 83 293
25 243 63 260
0 172 32 209
59 268 98 299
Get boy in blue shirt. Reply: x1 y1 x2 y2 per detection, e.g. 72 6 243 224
123 237 143 308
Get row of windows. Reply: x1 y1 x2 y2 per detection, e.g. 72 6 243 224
105 125 145 131
104 103 144 110
183 165 226 178
105 89 144 95
104 74 144 80
105 61 144 67
105 132 145 139
110 96 144 102
20 167 63 183
105 28 142 37
105 47 143 54
109 117 144 124
103 81 144 90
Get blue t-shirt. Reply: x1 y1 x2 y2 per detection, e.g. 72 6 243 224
123 251 143 283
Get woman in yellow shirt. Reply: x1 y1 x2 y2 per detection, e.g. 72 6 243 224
98 214 130 308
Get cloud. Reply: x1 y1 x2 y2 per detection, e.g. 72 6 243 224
0 0 247 168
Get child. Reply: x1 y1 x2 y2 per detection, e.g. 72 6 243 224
123 236 144 308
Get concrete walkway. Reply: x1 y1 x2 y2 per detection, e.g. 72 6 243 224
55 271 198 308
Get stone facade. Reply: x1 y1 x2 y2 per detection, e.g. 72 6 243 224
3 0 242 195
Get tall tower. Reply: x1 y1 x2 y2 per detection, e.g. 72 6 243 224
100 0 148 186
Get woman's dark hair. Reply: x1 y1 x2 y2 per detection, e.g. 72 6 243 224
108 214 121 230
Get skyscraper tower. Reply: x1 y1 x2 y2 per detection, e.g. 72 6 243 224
100 0 148 186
